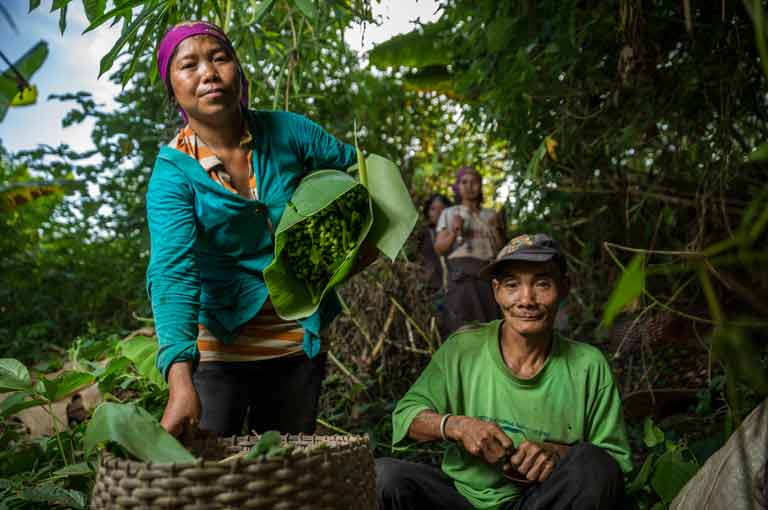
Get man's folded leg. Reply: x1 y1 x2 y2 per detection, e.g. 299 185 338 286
376 457 475 510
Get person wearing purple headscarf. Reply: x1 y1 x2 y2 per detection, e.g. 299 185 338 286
146 21 363 438
433 166 507 336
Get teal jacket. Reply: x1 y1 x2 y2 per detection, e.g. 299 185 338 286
146 110 357 378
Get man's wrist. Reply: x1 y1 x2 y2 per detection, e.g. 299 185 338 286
443 415 463 441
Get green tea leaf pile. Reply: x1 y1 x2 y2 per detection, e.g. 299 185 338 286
283 185 369 300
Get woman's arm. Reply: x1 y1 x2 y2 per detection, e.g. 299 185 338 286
146 159 201 380
434 209 462 256
285 112 357 170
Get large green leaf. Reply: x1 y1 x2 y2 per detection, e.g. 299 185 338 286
265 170 373 320
600 254 645 328
82 0 106 23
10 85 37 107
0 41 49 122
38 371 95 402
650 451 699 503
265 153 416 320
369 20 453 69
0 392 46 417
119 336 165 388
364 154 419 261
0 359 32 393
85 402 195 463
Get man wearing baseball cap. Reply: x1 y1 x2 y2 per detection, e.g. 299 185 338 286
376 234 632 509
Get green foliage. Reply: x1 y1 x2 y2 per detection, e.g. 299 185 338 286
0 359 32 392
601 255 646 329
643 416 664 448
117 336 165 389
244 430 292 460
285 185 369 300
628 418 700 509
84 402 194 463
0 40 48 121
0 334 180 508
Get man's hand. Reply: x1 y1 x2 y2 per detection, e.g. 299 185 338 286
160 362 201 437
503 440 567 482
445 416 513 465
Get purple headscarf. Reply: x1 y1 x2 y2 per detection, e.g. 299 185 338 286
156 21 249 122
452 166 483 204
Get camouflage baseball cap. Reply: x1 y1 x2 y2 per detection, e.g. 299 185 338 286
479 233 565 279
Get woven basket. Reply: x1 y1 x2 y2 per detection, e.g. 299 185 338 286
90 434 377 510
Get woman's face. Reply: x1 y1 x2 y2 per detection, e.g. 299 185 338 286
169 35 241 122
458 171 482 203
428 198 446 226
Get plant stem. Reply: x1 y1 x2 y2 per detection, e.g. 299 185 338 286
48 402 69 466
316 417 350 435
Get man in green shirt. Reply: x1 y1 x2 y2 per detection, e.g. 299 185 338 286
376 234 632 510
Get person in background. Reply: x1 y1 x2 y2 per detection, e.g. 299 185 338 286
146 21 367 438
434 166 506 336
416 193 452 304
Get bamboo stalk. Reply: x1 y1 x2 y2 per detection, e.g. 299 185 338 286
370 302 396 361
328 350 364 387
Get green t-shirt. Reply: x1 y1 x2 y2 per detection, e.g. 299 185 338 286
392 320 633 509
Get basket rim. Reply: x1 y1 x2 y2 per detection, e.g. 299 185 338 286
98 433 371 468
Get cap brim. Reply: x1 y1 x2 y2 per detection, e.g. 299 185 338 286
479 251 557 280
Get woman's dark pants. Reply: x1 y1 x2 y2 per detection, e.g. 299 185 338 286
376 443 626 510
193 353 327 436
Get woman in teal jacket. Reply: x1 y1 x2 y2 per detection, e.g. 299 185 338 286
147 21 359 437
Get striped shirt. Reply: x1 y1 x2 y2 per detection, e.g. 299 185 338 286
169 124 306 362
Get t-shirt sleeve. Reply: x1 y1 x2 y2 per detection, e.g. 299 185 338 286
391 353 452 447
586 359 634 474
436 207 452 232
146 159 201 380
285 112 357 171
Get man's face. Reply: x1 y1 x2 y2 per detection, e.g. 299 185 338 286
492 260 567 338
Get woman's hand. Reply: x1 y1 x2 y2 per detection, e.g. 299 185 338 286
445 415 513 465
451 214 464 235
161 361 201 437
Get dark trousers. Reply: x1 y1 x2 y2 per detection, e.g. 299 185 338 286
376 443 626 510
192 353 327 436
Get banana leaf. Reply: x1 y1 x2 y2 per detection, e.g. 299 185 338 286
264 171 373 320
264 153 418 320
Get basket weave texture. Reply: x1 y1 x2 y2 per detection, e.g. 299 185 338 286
91 434 377 510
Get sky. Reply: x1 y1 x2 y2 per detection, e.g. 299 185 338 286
0 0 441 155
